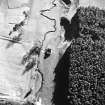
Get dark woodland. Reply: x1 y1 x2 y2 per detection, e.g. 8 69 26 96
53 6 105 105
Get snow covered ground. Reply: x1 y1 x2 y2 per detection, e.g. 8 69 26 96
0 0 105 104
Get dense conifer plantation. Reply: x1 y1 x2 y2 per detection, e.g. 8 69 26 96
53 7 105 105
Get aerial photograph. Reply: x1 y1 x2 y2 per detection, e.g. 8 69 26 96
0 0 105 105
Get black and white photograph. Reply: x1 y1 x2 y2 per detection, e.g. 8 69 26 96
0 0 105 105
